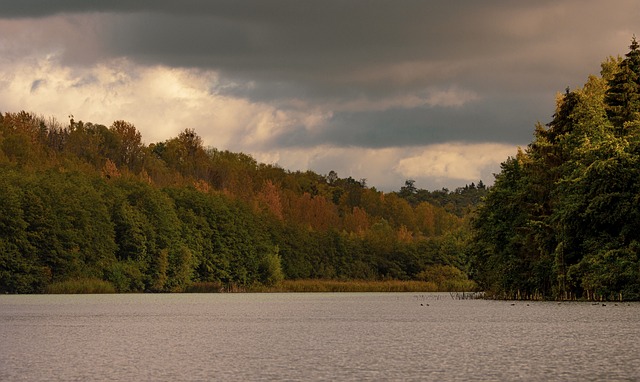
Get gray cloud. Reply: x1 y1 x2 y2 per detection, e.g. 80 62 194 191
92 1 637 133
270 94 550 149
30 79 46 93
1 1 638 189
5 1 636 100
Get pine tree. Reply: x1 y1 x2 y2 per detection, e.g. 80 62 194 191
605 37 640 131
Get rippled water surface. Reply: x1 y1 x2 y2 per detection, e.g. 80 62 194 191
1 293 639 381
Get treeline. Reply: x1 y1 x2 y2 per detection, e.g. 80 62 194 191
470 38 640 301
0 110 477 293
396 179 488 217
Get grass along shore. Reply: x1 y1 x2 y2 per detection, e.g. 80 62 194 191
42 278 478 294
191 278 478 293
45 278 117 294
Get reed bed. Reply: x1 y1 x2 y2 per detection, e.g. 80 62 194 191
185 281 252 293
45 278 116 294
185 281 226 293
43 278 477 294
248 278 478 293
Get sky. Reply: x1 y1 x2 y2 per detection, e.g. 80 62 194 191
0 1 637 191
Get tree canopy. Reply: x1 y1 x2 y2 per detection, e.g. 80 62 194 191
471 38 640 301
0 111 476 293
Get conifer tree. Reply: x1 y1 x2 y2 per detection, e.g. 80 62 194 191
606 36 640 131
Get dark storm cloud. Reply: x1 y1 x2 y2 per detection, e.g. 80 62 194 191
2 0 638 150
0 0 200 17
97 2 549 96
270 93 551 149
1 1 565 92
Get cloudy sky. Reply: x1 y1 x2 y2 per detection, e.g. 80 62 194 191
0 1 637 191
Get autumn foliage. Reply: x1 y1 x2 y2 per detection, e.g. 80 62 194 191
0 111 478 293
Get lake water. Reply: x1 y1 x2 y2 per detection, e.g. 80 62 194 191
1 293 639 381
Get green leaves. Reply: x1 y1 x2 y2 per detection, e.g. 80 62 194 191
472 38 640 300
0 107 478 291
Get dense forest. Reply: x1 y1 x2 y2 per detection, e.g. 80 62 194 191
5 39 638 299
0 109 484 293
470 38 640 301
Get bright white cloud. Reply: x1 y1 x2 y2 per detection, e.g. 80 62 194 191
250 143 516 191
252 145 406 189
0 50 518 191
424 87 480 107
395 143 517 184
0 45 519 191
333 86 479 113
0 51 303 149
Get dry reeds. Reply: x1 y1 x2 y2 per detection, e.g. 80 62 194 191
45 278 116 294
247 278 478 293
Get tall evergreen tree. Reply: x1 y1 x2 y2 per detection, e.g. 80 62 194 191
606 37 640 131
472 39 640 300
